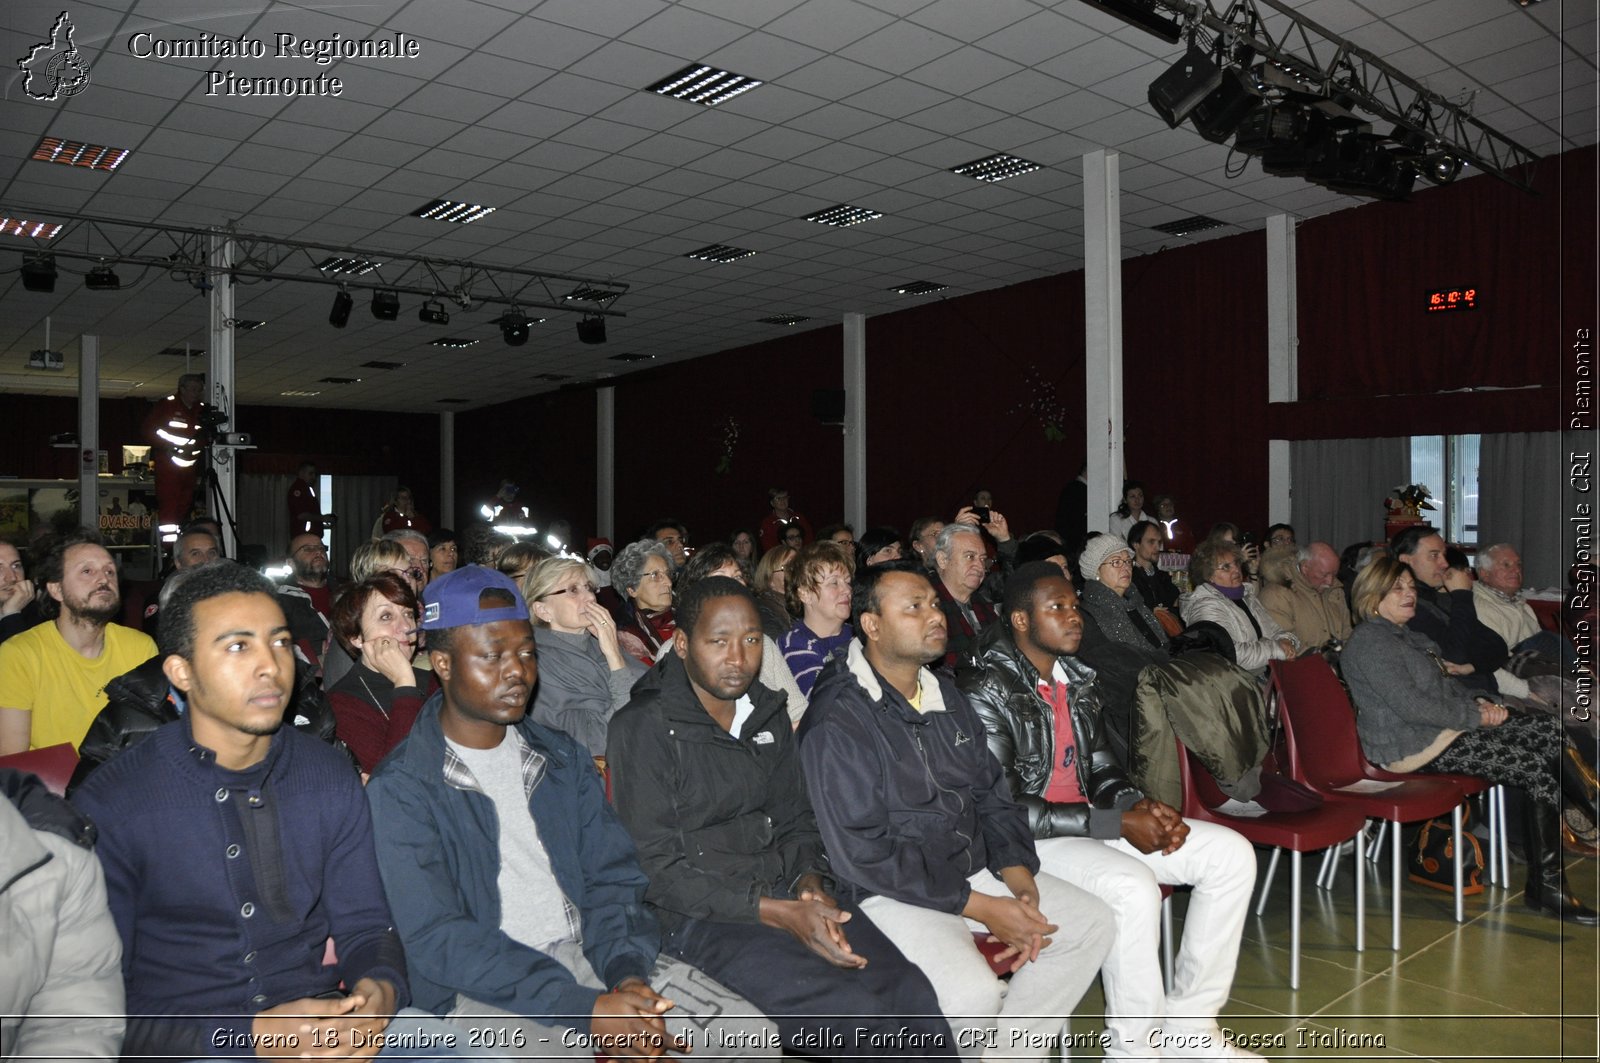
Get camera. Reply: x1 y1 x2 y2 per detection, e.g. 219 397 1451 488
198 408 230 430
972 506 991 525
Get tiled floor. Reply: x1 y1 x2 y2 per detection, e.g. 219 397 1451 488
1061 842 1599 1062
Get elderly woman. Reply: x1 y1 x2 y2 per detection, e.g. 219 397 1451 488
779 541 856 697
1342 557 1597 925
752 543 797 641
1127 520 1181 615
1180 537 1298 675
522 556 644 758
1077 532 1171 657
608 538 677 665
326 573 430 774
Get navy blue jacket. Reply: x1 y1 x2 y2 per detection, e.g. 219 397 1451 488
72 716 407 1061
797 642 1038 915
365 694 658 1028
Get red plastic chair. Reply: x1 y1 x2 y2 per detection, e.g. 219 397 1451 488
1269 658 1475 942
1176 737 1366 989
0 742 79 796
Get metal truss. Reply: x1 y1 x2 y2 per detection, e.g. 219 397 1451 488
1152 0 1542 192
8 206 630 316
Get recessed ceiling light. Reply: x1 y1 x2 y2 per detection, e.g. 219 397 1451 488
685 244 756 263
158 346 206 357
32 135 130 172
610 353 655 362
646 63 763 106
360 360 406 369
315 256 380 275
563 285 616 303
950 153 1042 183
893 281 947 296
319 376 361 384
534 372 571 381
1151 215 1227 236
430 338 481 349
804 204 883 227
279 390 322 397
410 198 497 224
758 315 810 326
1 217 63 239
229 319 267 332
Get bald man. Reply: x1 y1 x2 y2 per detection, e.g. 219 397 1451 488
1259 541 1353 651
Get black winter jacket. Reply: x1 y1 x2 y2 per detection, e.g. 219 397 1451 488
797 641 1038 914
66 653 342 794
1408 583 1508 695
957 627 1142 841
607 654 829 931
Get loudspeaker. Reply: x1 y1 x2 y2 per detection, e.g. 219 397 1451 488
811 388 845 425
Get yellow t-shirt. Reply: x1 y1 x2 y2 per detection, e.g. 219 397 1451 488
0 621 158 751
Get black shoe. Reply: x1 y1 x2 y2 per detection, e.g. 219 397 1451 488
1522 798 1600 926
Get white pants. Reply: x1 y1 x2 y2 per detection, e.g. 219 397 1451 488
1034 821 1256 1059
859 869 1114 1062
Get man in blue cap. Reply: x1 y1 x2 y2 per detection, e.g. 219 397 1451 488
367 566 777 1060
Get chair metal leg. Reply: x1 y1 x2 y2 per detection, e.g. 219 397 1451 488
1354 827 1366 953
1391 815 1402 951
1290 849 1302 990
1160 894 1175 996
1452 803 1465 923
1316 846 1334 890
1324 834 1347 892
1369 819 1386 862
1496 785 1510 885
1256 847 1281 916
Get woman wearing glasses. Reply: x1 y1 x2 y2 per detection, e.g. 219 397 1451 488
1179 536 1300 677
608 539 678 667
523 556 645 759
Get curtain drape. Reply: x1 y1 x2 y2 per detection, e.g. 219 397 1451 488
1478 432 1564 589
1290 437 1410 553
331 475 397 578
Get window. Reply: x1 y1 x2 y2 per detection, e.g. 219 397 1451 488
1409 435 1480 545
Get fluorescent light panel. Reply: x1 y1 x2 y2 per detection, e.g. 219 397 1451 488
411 198 496 224
759 315 810 326
564 285 616 303
1 217 63 239
280 390 322 397
950 153 1042 182
360 360 405 369
610 353 654 362
894 281 947 295
32 135 130 172
685 244 756 263
805 204 882 227
319 376 361 384
315 256 380 275
647 63 763 106
1152 215 1226 236
430 338 480 349
158 346 205 357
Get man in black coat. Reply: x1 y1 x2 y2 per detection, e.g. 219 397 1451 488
608 576 953 1060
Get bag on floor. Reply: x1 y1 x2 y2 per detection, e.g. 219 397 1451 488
1409 812 1485 895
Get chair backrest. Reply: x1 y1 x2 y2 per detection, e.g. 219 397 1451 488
0 743 80 796
1175 736 1228 814
1269 656 1370 789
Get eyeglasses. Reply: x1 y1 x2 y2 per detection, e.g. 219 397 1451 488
388 566 426 583
1100 557 1132 570
656 534 686 546
638 570 671 583
544 581 597 598
293 543 327 556
1214 561 1240 572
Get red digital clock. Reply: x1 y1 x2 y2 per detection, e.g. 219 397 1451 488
1426 286 1478 312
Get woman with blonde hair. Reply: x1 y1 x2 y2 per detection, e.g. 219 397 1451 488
521 556 643 758
752 544 797 641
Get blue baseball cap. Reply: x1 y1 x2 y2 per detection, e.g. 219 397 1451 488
420 565 528 630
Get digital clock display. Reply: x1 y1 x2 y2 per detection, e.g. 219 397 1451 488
1426 286 1478 313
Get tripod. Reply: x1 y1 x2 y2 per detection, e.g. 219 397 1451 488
197 440 243 557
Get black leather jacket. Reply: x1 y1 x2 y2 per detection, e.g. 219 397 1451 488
957 626 1142 840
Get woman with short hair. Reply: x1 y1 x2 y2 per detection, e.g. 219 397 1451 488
608 538 677 665
326 573 429 774
1180 538 1298 675
779 542 856 697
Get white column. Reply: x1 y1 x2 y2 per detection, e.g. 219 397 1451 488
207 232 239 558
77 335 98 529
439 411 455 528
1266 214 1298 525
596 386 616 542
842 312 867 531
1083 149 1125 528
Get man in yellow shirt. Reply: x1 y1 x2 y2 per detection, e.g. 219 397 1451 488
0 530 157 754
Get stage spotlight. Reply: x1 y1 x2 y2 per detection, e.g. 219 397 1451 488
1189 67 1261 143
329 287 353 328
418 299 450 325
85 264 122 290
576 314 607 345
1149 46 1223 128
371 289 400 320
21 253 57 293
499 308 530 346
1423 154 1462 185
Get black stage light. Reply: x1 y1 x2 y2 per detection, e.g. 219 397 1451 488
1424 154 1462 185
1074 0 1182 43
576 314 607 345
418 299 450 325
1189 67 1261 143
85 264 121 290
499 309 530 346
1149 46 1223 128
329 287 353 328
21 253 57 292
371 289 400 321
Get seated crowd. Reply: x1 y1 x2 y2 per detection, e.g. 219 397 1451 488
0 478 1595 1063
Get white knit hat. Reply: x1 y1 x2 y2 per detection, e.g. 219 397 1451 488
1079 533 1133 582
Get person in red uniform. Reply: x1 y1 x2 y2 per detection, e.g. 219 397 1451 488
141 373 206 542
374 486 432 536
758 488 812 552
286 461 321 538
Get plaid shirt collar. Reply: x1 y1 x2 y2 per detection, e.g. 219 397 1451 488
442 727 548 797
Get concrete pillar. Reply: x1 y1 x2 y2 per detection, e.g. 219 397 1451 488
77 335 98 530
842 312 867 531
206 232 239 558
596 386 616 542
1266 214 1298 524
439 411 455 528
1083 148 1125 528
